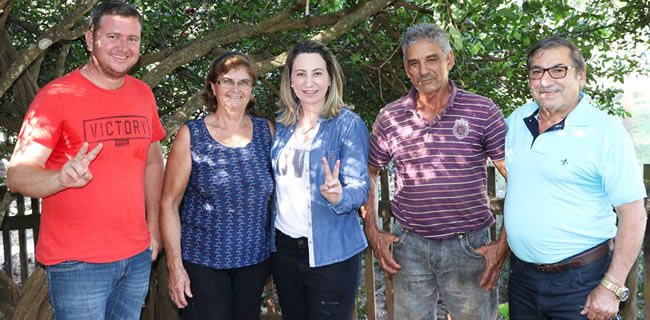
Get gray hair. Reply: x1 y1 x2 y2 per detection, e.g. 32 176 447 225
401 23 452 63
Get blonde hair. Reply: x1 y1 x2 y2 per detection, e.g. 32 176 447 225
277 40 347 126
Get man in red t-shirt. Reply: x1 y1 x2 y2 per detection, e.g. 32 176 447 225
7 1 164 319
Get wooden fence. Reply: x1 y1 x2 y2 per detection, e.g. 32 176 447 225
1 164 649 319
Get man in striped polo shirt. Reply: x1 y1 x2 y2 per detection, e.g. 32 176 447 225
362 23 508 319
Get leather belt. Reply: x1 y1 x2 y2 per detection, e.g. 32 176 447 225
275 229 308 249
535 240 612 273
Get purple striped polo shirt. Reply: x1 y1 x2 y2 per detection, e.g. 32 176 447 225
369 81 506 239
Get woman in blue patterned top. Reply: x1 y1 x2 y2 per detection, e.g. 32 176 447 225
160 52 274 320
271 40 370 320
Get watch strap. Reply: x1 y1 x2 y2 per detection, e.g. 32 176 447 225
600 277 626 300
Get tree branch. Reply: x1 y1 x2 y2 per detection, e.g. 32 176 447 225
137 48 175 69
11 54 43 116
161 0 391 136
312 0 391 43
263 8 352 33
141 2 303 87
54 42 72 78
136 5 376 78
393 1 434 15
0 0 13 30
0 0 96 99
0 247 20 319
61 20 89 41
7 15 40 35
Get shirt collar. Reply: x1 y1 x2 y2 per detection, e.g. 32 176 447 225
523 92 591 125
522 92 591 139
403 80 457 112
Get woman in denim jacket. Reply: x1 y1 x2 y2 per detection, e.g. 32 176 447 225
271 40 370 320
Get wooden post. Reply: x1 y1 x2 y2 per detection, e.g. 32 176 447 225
30 197 40 244
619 260 639 319
487 166 497 241
642 164 650 319
364 248 376 320
379 169 393 320
620 258 639 318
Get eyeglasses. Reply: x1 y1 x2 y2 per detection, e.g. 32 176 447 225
527 65 575 80
217 78 253 89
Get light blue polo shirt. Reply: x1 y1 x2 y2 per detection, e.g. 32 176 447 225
504 93 646 264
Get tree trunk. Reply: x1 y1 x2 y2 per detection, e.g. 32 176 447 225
10 266 52 320
0 270 20 319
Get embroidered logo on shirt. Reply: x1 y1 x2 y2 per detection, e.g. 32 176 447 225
561 159 568 165
452 118 470 140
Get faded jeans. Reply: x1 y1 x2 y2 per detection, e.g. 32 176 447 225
393 224 497 320
46 248 151 320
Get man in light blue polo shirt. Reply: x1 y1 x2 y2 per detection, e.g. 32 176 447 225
504 36 646 319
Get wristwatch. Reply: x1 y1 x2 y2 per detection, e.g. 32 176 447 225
600 277 630 302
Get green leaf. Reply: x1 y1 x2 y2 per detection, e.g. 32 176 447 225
350 52 362 63
448 23 463 50
469 42 483 55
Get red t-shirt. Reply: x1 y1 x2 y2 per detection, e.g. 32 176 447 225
17 70 165 265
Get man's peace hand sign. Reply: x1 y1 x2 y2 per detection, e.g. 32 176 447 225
58 142 103 189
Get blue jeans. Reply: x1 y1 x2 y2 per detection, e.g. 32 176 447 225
392 224 497 320
508 248 612 319
46 248 152 320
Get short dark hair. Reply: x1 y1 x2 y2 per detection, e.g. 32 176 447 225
90 0 142 34
527 36 586 74
201 52 257 113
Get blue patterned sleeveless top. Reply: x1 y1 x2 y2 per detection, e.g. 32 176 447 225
180 116 274 269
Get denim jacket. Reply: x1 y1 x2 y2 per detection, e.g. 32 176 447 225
271 108 369 267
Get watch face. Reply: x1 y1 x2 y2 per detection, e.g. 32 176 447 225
619 287 630 302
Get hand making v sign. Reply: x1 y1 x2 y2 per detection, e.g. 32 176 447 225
320 156 342 205
58 142 103 189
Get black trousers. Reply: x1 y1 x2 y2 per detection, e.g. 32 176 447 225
180 258 271 320
272 229 361 320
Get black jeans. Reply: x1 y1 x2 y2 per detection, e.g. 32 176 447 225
272 229 361 320
508 247 612 319
180 258 271 320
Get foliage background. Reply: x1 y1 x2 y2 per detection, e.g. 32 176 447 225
0 1 648 318
1 0 648 158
